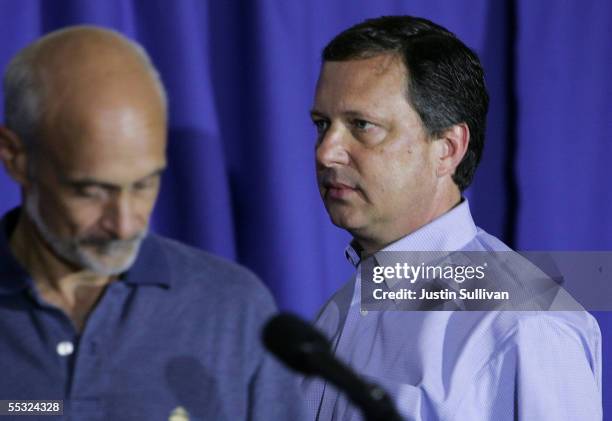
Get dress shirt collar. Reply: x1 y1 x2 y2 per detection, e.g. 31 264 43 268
344 198 477 267
0 207 172 295
344 239 363 267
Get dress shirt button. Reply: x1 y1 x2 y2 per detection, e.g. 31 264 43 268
360 309 368 316
56 341 74 356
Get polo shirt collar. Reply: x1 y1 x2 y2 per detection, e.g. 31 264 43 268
121 234 172 288
0 208 31 295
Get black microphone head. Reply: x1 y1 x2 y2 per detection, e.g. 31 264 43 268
262 313 331 376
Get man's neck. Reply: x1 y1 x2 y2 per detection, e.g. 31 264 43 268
10 210 110 285
354 192 463 258
9 210 113 324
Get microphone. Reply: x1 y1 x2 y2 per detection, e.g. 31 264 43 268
262 313 403 421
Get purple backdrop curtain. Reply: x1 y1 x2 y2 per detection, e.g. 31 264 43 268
0 0 610 414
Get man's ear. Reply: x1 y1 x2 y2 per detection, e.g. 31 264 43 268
434 123 470 178
0 126 30 186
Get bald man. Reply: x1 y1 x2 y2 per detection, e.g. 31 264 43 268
0 27 306 420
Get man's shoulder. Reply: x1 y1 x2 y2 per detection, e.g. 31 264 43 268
486 308 600 337
145 233 273 304
509 310 600 342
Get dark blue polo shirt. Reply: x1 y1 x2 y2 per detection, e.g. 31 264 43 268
0 209 306 420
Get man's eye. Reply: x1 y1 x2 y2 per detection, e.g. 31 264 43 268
353 119 374 131
76 186 105 199
134 178 158 192
313 119 329 134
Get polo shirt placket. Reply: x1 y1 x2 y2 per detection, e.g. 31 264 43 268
16 274 132 420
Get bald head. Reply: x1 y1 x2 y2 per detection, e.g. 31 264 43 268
3 25 167 151
0 26 168 276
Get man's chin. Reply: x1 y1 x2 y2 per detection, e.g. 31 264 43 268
328 211 365 232
79 254 137 276
76 245 141 276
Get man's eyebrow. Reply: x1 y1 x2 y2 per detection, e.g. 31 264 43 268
138 167 166 181
310 109 327 118
311 109 384 121
131 168 166 186
65 179 118 191
344 110 365 119
63 167 167 189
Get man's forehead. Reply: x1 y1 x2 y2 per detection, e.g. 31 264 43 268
49 150 167 187
320 53 405 81
316 55 407 101
38 93 166 148
313 54 409 113
59 166 166 186
35 97 167 186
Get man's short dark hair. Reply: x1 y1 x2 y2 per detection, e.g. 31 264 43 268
323 16 489 191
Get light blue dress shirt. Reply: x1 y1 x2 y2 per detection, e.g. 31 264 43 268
303 200 602 420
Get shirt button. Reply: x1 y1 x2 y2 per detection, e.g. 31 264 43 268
360 309 368 316
56 341 74 356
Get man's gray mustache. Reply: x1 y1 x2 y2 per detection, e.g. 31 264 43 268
79 233 146 248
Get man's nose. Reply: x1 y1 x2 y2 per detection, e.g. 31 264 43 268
316 126 350 168
102 192 138 239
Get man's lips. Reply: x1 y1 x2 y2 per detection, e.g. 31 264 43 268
325 182 358 200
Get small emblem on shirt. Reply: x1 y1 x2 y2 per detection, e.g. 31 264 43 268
168 406 189 421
